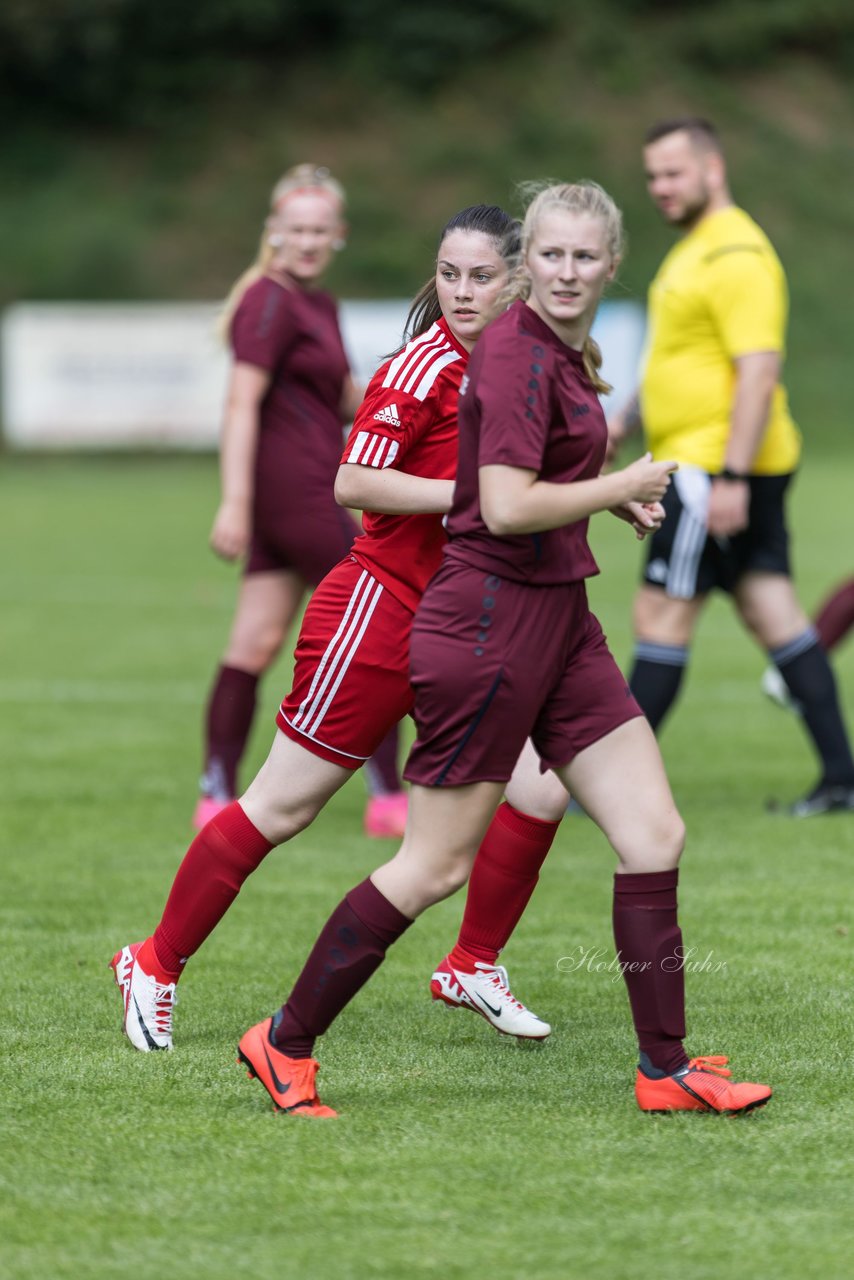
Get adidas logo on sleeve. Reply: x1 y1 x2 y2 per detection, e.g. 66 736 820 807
373 402 402 427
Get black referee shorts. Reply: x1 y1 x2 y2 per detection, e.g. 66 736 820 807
642 466 794 599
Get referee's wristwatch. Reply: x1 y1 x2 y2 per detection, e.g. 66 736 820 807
716 467 749 482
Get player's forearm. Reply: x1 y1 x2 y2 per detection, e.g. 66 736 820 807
335 464 454 515
481 470 631 536
725 354 780 473
218 402 259 505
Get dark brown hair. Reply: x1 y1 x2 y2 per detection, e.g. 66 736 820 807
644 117 722 153
402 205 520 344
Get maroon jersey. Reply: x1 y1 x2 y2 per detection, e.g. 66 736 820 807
229 274 356 582
340 318 468 613
446 300 606 584
231 275 350 503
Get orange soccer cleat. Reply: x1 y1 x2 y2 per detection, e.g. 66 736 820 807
635 1055 772 1115
237 1018 338 1118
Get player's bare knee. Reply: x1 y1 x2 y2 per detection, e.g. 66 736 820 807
663 810 686 864
617 808 685 870
252 629 286 670
226 627 285 674
420 856 472 905
240 790 322 845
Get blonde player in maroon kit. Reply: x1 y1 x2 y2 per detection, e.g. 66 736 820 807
236 180 773 1120
195 163 406 839
112 204 572 1055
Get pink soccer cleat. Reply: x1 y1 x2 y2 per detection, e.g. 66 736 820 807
192 795 231 831
363 791 408 838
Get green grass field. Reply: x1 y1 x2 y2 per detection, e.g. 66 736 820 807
1 453 852 1280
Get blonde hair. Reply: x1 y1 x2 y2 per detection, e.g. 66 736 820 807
508 180 624 394
217 164 346 341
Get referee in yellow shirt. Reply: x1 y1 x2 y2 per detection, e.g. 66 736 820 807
609 117 854 816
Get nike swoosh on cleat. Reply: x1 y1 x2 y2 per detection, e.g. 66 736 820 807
473 993 502 1018
132 996 165 1051
261 1044 292 1096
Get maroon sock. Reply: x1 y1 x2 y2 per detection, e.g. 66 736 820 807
455 802 561 965
815 579 854 653
270 877 412 1058
363 724 402 795
203 664 259 797
153 802 274 973
612 869 688 1076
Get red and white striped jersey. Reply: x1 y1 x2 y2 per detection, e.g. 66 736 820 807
340 317 468 613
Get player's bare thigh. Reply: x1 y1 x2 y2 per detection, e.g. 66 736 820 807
633 583 706 647
224 570 306 672
556 717 685 874
241 727 353 843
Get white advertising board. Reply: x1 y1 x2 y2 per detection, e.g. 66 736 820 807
1 299 644 449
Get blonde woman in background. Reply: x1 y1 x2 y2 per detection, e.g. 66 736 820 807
196 165 406 837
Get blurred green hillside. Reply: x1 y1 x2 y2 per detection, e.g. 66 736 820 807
3 0 854 444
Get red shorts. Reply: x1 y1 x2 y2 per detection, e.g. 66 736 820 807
277 557 414 768
405 561 642 787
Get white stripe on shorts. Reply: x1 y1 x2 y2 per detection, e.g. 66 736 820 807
292 569 385 736
666 467 711 599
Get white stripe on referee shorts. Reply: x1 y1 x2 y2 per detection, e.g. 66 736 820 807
291 569 385 737
666 466 711 600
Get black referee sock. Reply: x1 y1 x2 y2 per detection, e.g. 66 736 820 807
629 642 689 733
770 628 854 786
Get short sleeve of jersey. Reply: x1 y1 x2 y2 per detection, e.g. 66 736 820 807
230 280 297 372
342 379 440 470
341 335 462 470
473 321 554 471
704 246 786 358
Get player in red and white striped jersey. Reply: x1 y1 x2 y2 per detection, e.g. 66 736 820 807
111 206 570 1060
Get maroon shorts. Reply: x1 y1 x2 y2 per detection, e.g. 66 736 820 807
277 557 414 768
405 560 642 787
246 494 358 582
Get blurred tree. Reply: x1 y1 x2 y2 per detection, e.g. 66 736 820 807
0 0 561 120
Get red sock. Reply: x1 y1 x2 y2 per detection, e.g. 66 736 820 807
151 801 274 976
452 801 561 968
271 877 412 1058
612 869 688 1076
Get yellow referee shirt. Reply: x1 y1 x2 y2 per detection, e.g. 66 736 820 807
640 205 801 474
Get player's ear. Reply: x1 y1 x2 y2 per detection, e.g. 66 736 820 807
333 222 349 252
705 150 726 191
